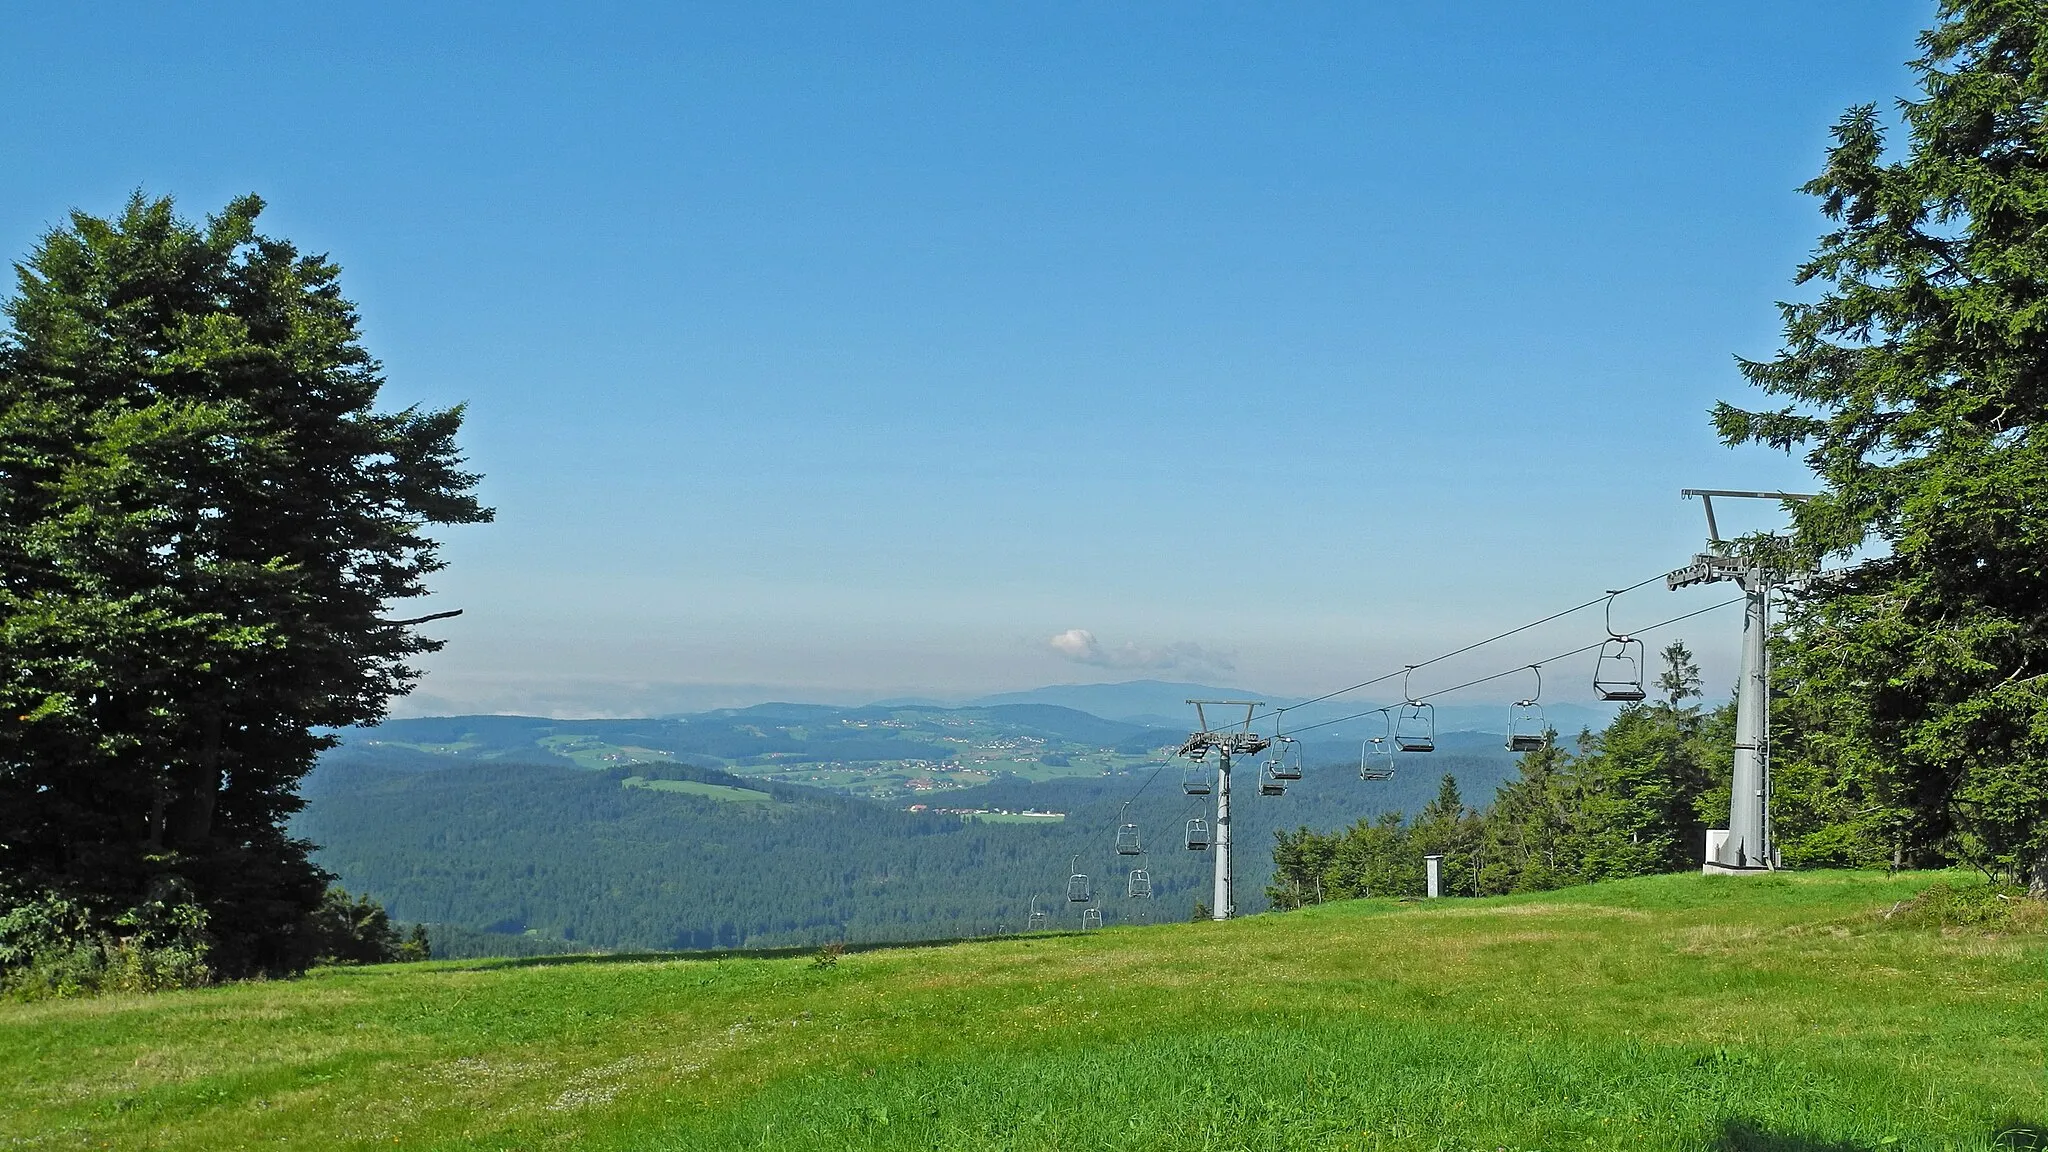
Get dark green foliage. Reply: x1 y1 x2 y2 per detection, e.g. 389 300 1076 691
400 923 430 961
1713 1 2048 893
1876 879 2045 932
298 752 1216 949
414 922 581 960
296 729 1512 951
0 878 213 999
1658 640 1702 706
305 886 409 966
0 193 490 977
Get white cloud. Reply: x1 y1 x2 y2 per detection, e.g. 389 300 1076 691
1044 629 1234 675
1047 628 1102 661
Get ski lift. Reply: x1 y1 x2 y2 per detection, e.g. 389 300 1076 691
1507 665 1549 753
1026 896 1047 931
1258 727 1290 795
1126 866 1151 899
1594 590 1648 702
1181 756 1211 796
1185 817 1210 851
1114 805 1143 856
1081 907 1102 930
1359 727 1395 781
1265 730 1303 781
1066 855 1091 903
1395 667 1436 753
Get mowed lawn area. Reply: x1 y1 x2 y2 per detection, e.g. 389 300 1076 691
2 872 2041 1151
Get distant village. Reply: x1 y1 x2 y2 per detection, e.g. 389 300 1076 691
906 804 1066 821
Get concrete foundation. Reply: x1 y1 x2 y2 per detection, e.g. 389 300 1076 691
1703 828 1775 875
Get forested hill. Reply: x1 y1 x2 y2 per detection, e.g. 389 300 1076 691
298 704 1516 954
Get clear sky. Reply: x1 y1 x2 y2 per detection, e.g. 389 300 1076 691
1 2 1932 716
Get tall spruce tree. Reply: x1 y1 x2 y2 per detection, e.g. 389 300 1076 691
0 194 490 972
1716 2 2048 893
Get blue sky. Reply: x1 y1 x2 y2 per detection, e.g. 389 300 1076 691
1 2 1931 715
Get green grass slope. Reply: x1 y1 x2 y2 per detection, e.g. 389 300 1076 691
4 872 2042 1151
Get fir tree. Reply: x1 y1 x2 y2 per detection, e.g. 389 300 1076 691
0 194 491 972
1714 2 2048 893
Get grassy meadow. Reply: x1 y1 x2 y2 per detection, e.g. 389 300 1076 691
2 871 2042 1151
620 777 778 804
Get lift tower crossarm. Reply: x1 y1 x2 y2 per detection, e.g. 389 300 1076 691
1175 731 1272 758
1680 489 1816 544
1177 699 1270 759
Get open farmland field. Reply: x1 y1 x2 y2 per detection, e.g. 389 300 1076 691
3 871 2041 1151
620 777 778 804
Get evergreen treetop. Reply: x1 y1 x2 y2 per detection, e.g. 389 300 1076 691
0 193 491 973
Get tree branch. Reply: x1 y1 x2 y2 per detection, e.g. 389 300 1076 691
381 609 464 627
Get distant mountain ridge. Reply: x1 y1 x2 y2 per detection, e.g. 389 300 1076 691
968 679 1616 737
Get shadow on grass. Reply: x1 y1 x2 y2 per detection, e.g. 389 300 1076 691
1715 1119 2046 1152
1993 1122 2048 1152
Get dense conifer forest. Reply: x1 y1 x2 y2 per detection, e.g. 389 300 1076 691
295 732 1516 953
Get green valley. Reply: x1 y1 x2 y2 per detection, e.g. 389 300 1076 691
295 713 1515 955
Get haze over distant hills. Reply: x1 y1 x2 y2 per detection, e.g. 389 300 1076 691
397 674 1629 733
966 679 1617 738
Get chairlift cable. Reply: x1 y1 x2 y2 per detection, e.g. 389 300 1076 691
1120 572 1674 808
1235 572 1671 728
1280 596 1745 738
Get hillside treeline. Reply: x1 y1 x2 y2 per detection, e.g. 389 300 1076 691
1269 657 1737 905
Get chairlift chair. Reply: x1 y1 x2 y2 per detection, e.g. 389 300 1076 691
1181 759 1212 796
1115 817 1143 856
1395 667 1436 753
1507 665 1549 753
1126 868 1152 899
1259 762 1287 796
1066 855 1091 903
1594 591 1649 702
1507 712 1547 752
1081 907 1102 930
1268 734 1303 781
1395 703 1436 753
1026 896 1047 931
1185 817 1210 851
1359 734 1395 781
1594 639 1648 702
